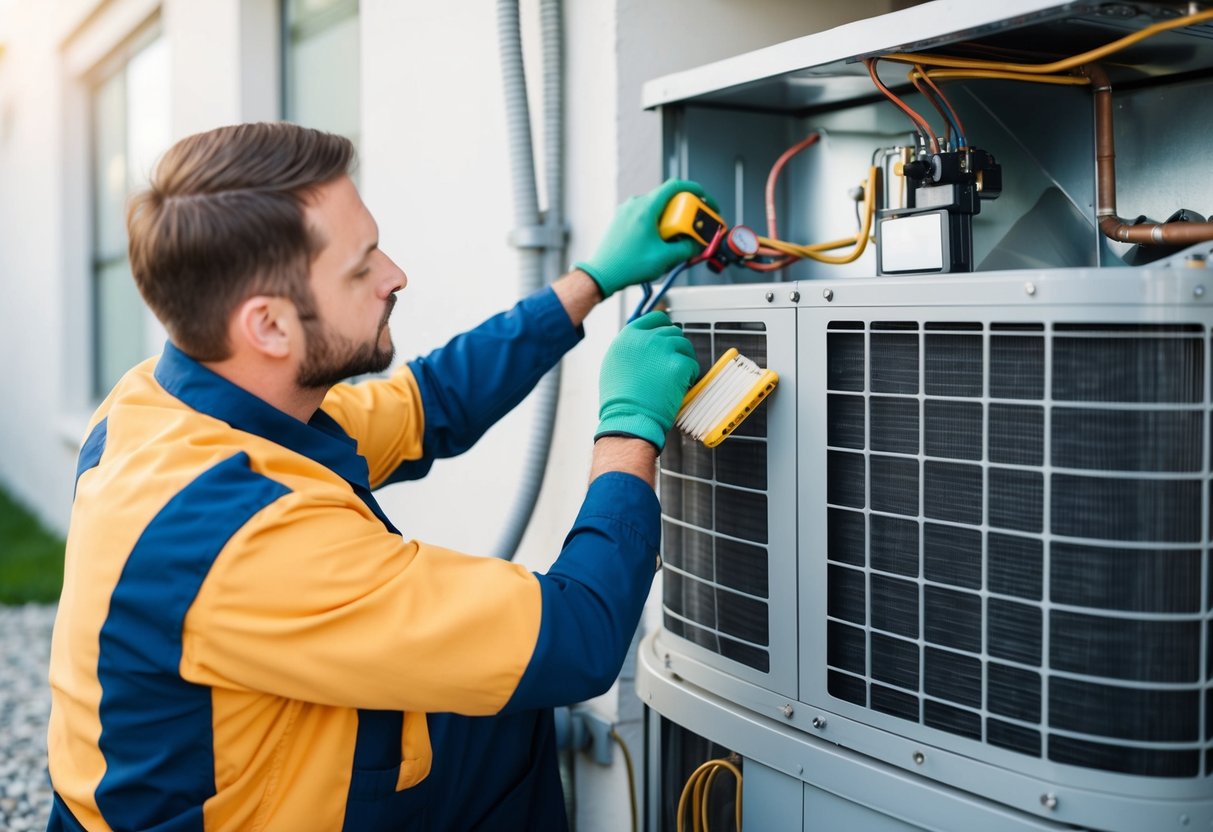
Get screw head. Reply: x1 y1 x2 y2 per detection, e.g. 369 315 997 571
1040 793 1058 811
811 717 827 730
1025 282 1037 296
764 291 774 303
789 291 801 303
822 288 834 302
912 751 925 765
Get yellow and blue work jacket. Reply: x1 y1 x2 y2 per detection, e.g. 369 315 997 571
47 288 660 831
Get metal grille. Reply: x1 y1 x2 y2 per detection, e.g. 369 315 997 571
661 322 772 673
825 320 1211 779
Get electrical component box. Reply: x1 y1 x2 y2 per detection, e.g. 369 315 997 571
637 2 1213 831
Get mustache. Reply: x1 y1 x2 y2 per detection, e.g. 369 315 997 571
381 293 398 327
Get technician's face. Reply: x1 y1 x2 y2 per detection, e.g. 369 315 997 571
298 175 407 389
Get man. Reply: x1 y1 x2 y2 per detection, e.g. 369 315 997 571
47 122 711 831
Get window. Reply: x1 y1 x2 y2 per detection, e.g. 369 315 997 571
90 31 170 398
282 0 360 143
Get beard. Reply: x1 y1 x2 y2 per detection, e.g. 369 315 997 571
296 295 396 389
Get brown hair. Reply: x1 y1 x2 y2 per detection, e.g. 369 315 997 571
126 122 355 360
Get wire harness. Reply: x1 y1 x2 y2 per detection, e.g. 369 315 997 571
676 757 743 832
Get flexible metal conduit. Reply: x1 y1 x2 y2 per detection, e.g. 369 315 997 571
1084 63 1213 246
493 0 566 559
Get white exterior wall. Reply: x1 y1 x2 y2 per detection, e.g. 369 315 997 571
0 1 901 829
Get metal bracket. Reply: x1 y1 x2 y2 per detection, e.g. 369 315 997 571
508 220 568 250
554 705 615 766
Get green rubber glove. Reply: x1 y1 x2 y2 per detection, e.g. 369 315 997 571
575 178 718 298
596 311 701 451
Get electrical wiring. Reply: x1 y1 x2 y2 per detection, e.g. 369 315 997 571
675 757 743 832
881 6 1213 75
740 7 1213 277
911 67 1091 86
609 729 638 832
758 165 878 265
909 66 955 149
913 63 966 148
865 58 938 153
628 226 723 321
629 261 692 322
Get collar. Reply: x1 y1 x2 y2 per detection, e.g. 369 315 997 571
153 341 372 488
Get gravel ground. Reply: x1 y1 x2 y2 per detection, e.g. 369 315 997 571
0 603 56 831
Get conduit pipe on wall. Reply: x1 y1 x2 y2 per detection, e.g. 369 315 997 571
493 0 567 559
1084 63 1213 246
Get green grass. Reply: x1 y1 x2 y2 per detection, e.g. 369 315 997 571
0 486 65 604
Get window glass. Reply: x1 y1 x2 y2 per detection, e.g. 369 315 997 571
283 0 360 144
90 33 170 398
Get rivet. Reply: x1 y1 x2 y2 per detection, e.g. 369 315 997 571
811 717 827 730
1179 814 1190 826
789 291 801 303
781 703 794 718
1194 285 1206 299
822 288 834 302
1040 793 1058 811
912 751 925 765
1024 282 1037 296
764 291 774 303
797 764 804 775
663 653 671 669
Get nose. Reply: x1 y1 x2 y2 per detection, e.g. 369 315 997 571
381 253 407 297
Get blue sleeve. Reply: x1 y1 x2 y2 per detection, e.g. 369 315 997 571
503 471 661 711
383 287 583 484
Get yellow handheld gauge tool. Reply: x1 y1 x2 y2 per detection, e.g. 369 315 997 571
649 192 778 446
658 192 727 247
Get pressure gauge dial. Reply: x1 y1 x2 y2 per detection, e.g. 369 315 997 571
725 225 760 259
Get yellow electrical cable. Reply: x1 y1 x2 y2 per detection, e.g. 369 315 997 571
758 165 878 264
609 729 639 832
702 767 722 832
913 67 1091 85
676 758 743 832
882 7 1213 75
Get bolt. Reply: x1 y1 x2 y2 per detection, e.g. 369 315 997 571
1024 282 1037 296
781 703 794 718
822 288 834 302
764 291 774 303
1195 285 1206 299
913 751 925 765
789 291 801 303
1040 793 1058 811
811 717 827 730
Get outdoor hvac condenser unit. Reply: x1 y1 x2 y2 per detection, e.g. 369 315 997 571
635 2 1213 831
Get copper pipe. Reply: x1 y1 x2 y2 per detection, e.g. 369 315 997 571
1083 63 1213 245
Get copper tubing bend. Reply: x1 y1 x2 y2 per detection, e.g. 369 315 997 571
1083 63 1213 245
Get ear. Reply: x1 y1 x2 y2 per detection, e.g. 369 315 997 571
231 295 298 359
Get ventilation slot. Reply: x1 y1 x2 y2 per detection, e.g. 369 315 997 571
824 320 1210 780
662 323 771 673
